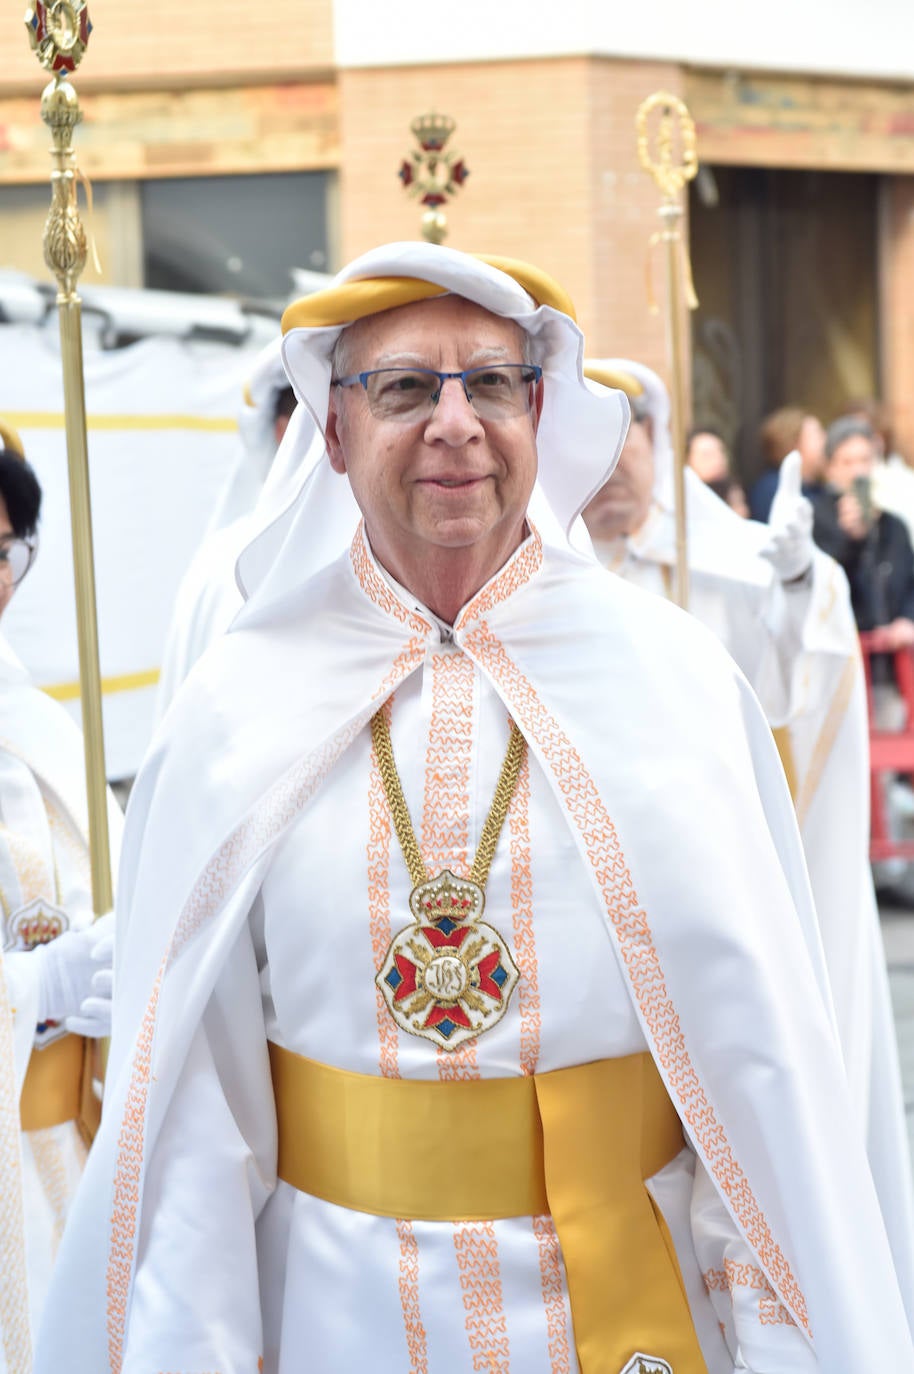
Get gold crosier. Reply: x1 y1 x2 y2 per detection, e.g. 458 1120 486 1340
636 92 699 611
24 2 112 917
372 711 526 1051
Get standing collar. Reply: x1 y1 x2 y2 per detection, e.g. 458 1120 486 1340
349 521 544 637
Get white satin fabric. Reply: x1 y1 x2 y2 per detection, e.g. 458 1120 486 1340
0 632 122 1372
156 341 304 715
591 359 914 1313
34 527 914 1372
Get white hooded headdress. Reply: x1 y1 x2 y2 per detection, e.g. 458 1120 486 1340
234 243 629 619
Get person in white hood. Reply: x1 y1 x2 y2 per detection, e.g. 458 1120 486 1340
582 359 914 1309
34 252 914 1374
0 419 122 1371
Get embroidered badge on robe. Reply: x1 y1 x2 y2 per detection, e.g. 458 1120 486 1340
376 869 519 1050
619 1355 674 1374
5 896 69 951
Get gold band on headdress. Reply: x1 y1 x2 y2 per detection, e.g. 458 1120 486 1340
474 255 577 321
583 362 644 400
0 418 26 460
281 255 576 336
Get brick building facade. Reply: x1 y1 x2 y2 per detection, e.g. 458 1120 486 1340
2 2 913 466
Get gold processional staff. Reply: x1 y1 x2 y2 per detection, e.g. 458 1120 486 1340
398 112 470 243
24 0 112 914
636 92 699 611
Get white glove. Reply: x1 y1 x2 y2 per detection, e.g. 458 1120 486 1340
36 911 115 1040
759 449 814 584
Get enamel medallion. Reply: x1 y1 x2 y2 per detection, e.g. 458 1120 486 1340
376 869 519 1051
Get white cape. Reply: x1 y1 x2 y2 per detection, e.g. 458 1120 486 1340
35 527 913 1371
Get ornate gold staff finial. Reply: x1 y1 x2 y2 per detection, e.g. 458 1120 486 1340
398 112 470 244
25 0 112 916
636 91 699 612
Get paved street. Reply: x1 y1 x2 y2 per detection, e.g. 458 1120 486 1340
880 901 914 1174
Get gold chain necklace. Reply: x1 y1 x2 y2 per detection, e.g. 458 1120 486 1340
372 709 526 1051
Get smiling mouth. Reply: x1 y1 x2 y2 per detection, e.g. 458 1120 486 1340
423 476 488 488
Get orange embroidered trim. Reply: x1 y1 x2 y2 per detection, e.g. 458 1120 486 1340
350 524 432 637
759 1295 797 1326
26 1127 71 1255
509 752 539 1076
456 527 543 629
108 962 165 1374
453 1221 511 1372
423 651 480 1083
515 770 571 1365
0 952 31 1374
107 649 428 1373
462 620 810 1337
369 703 429 1370
532 1215 573 1372
704 1263 797 1328
395 1217 429 1374
0 826 53 909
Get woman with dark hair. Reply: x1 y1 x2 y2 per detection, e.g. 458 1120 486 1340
0 423 42 617
0 420 122 1365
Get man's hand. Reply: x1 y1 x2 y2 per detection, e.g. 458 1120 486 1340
759 450 815 583
37 911 115 1040
882 618 914 651
836 490 874 541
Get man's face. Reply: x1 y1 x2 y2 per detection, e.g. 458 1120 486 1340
826 435 875 493
325 296 541 576
687 431 728 483
582 417 655 541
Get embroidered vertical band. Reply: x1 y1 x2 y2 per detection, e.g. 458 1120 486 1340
268 1044 708 1372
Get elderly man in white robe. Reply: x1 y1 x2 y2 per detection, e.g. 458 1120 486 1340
0 421 122 1371
35 247 913 1374
582 360 914 1308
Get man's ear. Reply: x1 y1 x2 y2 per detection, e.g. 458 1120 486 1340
325 392 347 474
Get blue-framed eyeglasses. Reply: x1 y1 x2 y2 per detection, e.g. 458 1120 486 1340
0 536 37 587
333 363 543 423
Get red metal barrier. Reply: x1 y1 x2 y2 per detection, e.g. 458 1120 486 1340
859 630 914 860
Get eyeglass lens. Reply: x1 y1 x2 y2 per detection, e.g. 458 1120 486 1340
0 539 34 585
364 365 537 421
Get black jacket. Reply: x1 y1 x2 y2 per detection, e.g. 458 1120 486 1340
810 488 914 630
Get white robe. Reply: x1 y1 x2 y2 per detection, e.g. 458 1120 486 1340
155 518 246 718
35 528 914 1372
594 498 914 1309
0 634 122 1373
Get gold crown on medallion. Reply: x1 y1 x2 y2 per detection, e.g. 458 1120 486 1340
410 111 456 152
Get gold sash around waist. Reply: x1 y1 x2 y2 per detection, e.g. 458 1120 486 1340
20 1033 100 1144
268 1043 709 1373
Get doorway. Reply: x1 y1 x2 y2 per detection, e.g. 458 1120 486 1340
689 166 880 482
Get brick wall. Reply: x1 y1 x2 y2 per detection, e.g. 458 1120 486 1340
2 0 333 90
337 57 686 391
